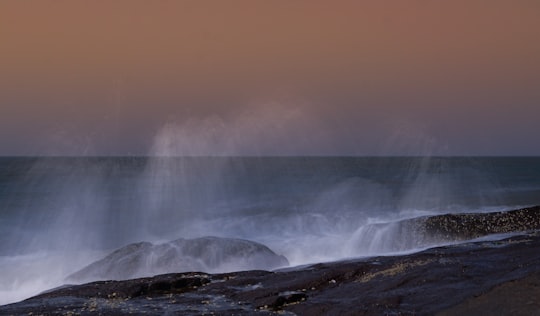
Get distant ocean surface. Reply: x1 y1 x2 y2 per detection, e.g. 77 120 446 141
1 156 540 304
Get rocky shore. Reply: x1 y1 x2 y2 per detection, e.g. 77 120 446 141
2 206 540 315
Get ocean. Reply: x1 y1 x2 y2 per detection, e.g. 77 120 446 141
1 156 539 305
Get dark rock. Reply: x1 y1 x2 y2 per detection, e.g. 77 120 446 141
3 231 540 315
270 291 307 310
421 205 540 240
350 205 540 251
4 207 540 315
67 236 289 282
438 271 540 316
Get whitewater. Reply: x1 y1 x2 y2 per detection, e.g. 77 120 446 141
1 156 539 305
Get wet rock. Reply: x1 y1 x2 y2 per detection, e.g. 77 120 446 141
67 236 289 282
438 271 540 316
349 206 540 252
269 291 307 310
4 207 540 315
418 205 540 242
3 230 540 315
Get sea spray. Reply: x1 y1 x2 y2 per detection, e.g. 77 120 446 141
1 156 539 305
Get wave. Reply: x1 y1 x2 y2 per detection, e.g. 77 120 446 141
346 205 540 255
66 237 289 283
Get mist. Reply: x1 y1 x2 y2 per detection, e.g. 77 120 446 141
1 105 524 305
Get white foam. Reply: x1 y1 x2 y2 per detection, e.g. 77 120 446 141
0 250 103 305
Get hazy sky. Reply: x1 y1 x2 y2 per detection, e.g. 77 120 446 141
1 1 539 156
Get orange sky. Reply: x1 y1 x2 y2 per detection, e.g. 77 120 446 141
1 1 539 155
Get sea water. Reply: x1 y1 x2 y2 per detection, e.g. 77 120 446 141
1 156 539 304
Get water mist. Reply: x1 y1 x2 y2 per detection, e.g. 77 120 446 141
0 108 518 306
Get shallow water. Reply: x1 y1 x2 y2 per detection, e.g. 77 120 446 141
1 156 539 304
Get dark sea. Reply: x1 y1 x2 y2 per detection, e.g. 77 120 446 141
1 156 539 304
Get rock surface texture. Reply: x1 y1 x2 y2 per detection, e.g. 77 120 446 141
419 205 540 241
67 236 289 282
2 206 540 315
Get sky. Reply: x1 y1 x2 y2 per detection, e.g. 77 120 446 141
1 0 539 156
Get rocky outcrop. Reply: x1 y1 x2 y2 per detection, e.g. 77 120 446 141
66 236 289 283
420 205 540 240
4 206 540 315
349 206 540 252
3 231 540 315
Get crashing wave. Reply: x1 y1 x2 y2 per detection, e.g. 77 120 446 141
348 206 540 253
67 236 289 283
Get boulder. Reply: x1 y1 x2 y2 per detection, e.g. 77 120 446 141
67 236 289 282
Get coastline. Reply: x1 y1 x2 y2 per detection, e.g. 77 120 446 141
2 207 540 315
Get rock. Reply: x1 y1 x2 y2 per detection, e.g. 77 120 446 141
66 236 289 283
3 231 540 315
349 206 540 252
4 206 540 315
421 205 540 240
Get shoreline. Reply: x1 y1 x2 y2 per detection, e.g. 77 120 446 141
2 218 540 314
